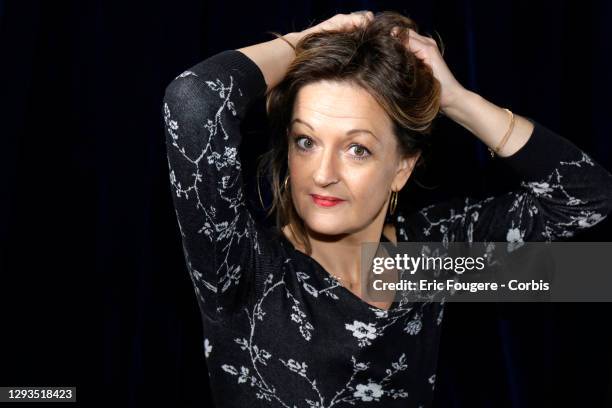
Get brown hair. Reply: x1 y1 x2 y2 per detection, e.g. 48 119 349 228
256 11 442 255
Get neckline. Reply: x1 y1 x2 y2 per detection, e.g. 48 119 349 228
275 215 402 313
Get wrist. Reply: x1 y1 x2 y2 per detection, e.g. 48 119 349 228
441 89 482 128
441 87 473 117
284 27 318 48
283 31 305 48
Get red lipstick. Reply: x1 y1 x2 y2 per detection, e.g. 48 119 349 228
310 194 345 207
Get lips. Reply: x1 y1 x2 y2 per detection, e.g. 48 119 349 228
310 194 345 207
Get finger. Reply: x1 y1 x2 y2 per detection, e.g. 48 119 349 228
392 27 428 44
407 28 426 39
407 31 438 54
408 29 437 46
404 37 431 61
391 28 421 53
348 10 373 26
350 10 374 20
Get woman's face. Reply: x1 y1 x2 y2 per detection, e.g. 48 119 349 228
287 80 420 237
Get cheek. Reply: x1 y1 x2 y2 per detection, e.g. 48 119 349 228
288 151 393 198
345 168 392 200
287 151 320 180
287 155 305 182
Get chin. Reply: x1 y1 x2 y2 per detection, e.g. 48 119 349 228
302 215 347 236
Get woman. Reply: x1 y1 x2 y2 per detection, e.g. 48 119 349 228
162 10 612 407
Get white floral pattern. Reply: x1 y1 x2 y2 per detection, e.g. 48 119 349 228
354 382 383 401
204 338 212 358
345 320 379 347
404 314 423 335
404 154 611 246
163 50 612 407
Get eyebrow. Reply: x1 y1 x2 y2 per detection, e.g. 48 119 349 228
290 118 380 143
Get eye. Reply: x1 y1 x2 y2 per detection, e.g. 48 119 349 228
294 135 314 151
349 144 371 160
292 135 372 161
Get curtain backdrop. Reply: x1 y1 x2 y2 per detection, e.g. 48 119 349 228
1 0 611 406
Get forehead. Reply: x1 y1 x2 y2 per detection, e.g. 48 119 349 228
291 80 393 136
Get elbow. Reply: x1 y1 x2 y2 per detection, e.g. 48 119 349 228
557 169 612 237
538 198 612 241
163 74 203 108
162 75 211 147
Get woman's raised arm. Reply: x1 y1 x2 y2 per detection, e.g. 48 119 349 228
162 11 377 317
393 25 612 244
237 11 375 92
163 50 268 317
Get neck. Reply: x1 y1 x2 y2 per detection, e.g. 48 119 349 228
285 208 394 290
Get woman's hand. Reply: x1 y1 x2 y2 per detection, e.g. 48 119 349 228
299 11 375 38
391 27 467 115
239 11 374 92
391 27 534 157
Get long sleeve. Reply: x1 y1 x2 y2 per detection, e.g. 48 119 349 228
163 50 268 317
400 118 612 244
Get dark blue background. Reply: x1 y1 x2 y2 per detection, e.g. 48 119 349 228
1 0 611 406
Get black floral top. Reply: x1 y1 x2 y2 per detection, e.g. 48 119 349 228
162 49 612 407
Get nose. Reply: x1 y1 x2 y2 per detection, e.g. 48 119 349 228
312 148 340 187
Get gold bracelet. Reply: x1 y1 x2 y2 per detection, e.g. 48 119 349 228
488 108 515 158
